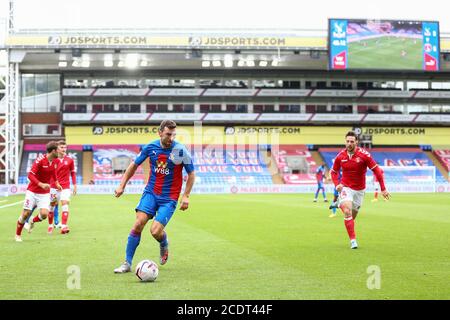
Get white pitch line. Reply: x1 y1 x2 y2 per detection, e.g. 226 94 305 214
0 201 23 209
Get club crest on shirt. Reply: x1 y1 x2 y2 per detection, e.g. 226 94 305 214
169 149 184 165
356 157 361 163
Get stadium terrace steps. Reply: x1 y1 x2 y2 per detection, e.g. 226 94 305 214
271 174 284 184
82 150 94 185
272 145 318 185
92 145 144 184
431 150 450 181
141 157 150 182
311 151 327 171
262 150 284 184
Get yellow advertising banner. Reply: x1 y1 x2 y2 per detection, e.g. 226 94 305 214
186 36 326 48
65 125 450 146
441 39 450 51
6 34 450 51
65 125 349 146
360 127 450 145
6 34 326 49
6 35 187 47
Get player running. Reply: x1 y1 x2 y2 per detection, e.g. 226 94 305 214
330 131 390 249
48 140 77 234
313 163 328 202
15 141 61 242
114 120 195 273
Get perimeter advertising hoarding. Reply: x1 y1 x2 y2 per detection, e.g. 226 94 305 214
1 183 439 196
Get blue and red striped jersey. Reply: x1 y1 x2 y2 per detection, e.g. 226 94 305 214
135 140 194 200
316 165 325 182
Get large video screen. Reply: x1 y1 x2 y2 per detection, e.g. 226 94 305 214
329 19 440 71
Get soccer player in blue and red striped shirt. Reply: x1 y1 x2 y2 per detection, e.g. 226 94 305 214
114 120 195 273
313 164 328 202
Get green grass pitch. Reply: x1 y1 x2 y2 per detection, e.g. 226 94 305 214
0 193 449 300
348 36 423 70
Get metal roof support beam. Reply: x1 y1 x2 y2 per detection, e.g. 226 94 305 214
5 57 20 184
8 0 15 34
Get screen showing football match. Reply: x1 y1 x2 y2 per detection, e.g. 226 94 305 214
329 19 440 71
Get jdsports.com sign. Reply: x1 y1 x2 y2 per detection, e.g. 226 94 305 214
92 126 158 135
363 128 426 135
49 36 147 45
189 36 286 46
233 127 301 135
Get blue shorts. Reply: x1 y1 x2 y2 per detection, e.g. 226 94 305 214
135 191 178 226
317 182 324 189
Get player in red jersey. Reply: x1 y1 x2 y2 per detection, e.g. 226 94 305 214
330 131 390 249
15 141 61 242
48 140 77 234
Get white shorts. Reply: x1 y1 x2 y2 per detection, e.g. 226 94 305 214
60 189 71 202
50 188 59 204
23 190 51 211
50 188 71 204
339 187 365 210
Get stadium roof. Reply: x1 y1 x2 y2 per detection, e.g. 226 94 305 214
4 28 450 72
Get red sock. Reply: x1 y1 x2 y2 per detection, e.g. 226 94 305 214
344 217 356 240
32 215 43 223
374 191 378 199
62 211 69 225
48 212 54 225
16 221 25 236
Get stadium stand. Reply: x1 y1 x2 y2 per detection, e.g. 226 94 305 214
27 145 274 186
19 143 449 187
4 28 450 192
92 145 144 185
433 149 450 175
193 146 273 185
19 144 83 185
320 147 447 184
272 145 318 184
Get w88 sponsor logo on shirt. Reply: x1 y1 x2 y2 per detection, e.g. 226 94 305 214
154 160 170 175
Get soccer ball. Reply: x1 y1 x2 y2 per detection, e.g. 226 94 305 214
135 260 159 282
